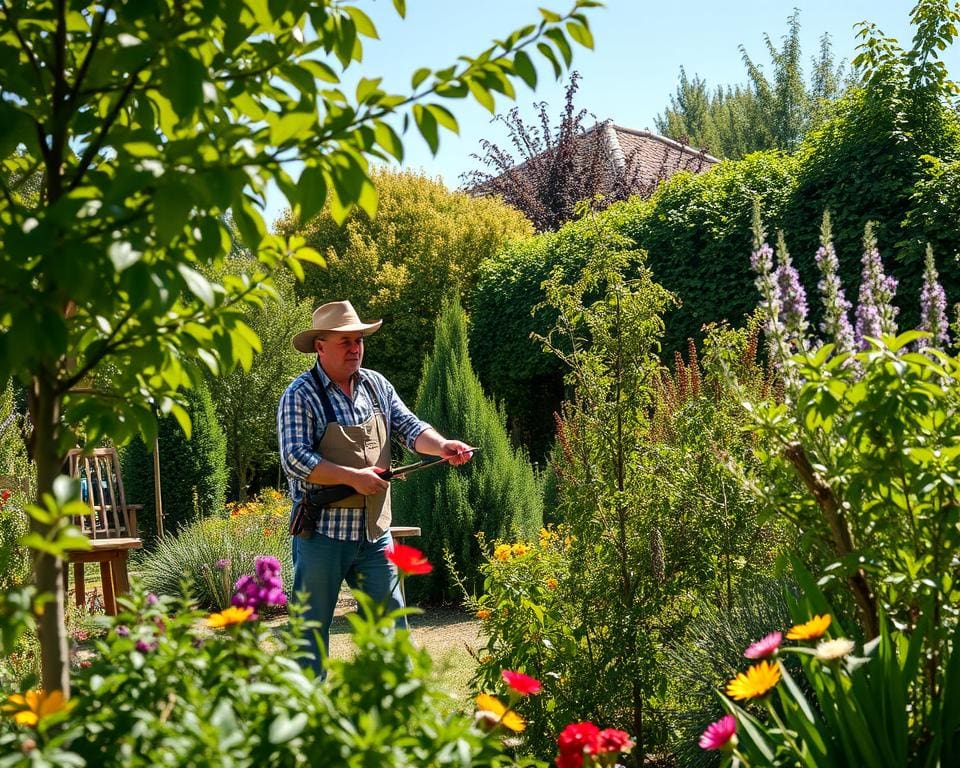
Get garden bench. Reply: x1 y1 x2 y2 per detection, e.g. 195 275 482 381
66 447 142 615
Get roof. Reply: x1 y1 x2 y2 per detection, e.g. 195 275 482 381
467 120 719 211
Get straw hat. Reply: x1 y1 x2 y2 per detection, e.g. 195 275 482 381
291 301 383 353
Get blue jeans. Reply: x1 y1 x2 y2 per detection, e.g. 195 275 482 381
291 528 406 676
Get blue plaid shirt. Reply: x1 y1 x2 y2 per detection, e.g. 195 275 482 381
278 362 430 541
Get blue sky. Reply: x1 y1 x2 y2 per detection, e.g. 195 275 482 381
263 0 960 224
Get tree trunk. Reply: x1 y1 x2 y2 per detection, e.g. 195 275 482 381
29 376 70 696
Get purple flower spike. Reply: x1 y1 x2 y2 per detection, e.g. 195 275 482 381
855 223 898 348
920 245 950 350
814 213 856 355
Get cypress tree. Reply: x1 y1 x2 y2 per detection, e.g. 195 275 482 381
121 377 228 544
393 296 542 603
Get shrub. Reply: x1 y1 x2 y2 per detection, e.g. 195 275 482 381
393 296 542 604
121 378 228 544
136 490 291 611
0 571 539 766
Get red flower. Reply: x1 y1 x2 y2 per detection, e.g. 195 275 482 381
596 728 634 753
502 669 543 696
386 543 433 576
555 753 584 768
557 721 601 756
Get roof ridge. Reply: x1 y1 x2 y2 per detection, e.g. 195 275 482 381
608 124 720 165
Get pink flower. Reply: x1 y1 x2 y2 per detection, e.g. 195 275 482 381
555 753 584 768
596 728 634 753
744 631 783 659
699 714 737 751
502 669 543 696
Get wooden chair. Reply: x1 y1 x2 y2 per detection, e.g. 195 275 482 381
66 448 142 615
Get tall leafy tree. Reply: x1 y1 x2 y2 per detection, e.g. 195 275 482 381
655 11 847 158
392 296 542 604
0 0 596 694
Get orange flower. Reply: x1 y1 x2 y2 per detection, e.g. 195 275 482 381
207 606 254 628
494 544 512 562
476 608 492 620
511 543 530 557
546 577 558 590
263 528 272 537
725 660 781 700
3 690 71 727
787 614 832 641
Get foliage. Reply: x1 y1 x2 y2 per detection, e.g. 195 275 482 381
655 11 848 159
748 336 960 698
275 168 532 404
0 487 30 596
205 257 312 501
782 1 960 326
121 377 228 544
709 563 960 767
393 296 542 604
0 585 542 766
0 0 596 692
136 490 291 611
662 578 797 768
463 72 671 232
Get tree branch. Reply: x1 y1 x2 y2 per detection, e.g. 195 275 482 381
783 441 879 639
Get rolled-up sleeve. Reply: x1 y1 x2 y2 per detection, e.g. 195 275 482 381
278 382 322 481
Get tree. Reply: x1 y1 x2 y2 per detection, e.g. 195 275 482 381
655 11 848 158
275 168 531 404
206 258 312 501
392 296 542 604
122 377 228 543
0 0 597 694
463 72 663 232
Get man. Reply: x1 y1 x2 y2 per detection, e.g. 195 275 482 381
278 300 473 674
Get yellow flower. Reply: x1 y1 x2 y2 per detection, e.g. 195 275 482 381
207 606 254 628
3 689 70 727
787 614 832 641
494 544 512 562
475 693 525 732
476 608 492 620
511 543 530 557
725 660 781 700
546 577 558 590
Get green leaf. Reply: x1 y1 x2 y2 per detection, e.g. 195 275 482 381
411 67 431 89
154 184 194 244
566 20 594 49
426 104 459 134
539 8 562 22
169 401 192 439
297 164 328 222
545 28 573 66
268 109 317 146
268 712 308 744
512 50 537 89
467 79 495 113
178 264 215 307
413 104 440 153
537 42 562 78
374 121 404 162
344 6 378 39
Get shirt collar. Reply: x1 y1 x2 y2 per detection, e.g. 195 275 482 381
313 361 366 391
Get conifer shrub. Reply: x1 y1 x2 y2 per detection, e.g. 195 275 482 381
121 378 228 544
392 296 542 604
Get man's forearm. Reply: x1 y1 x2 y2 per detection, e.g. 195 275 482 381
413 428 448 456
305 459 359 486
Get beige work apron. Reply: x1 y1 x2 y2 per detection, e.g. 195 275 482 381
317 379 392 540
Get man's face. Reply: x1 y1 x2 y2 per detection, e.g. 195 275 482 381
316 331 364 381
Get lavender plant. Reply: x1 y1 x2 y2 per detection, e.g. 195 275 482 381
774 231 809 348
919 244 951 350
750 204 790 369
813 212 855 355
854 222 899 348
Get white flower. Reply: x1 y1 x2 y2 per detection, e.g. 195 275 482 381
815 637 855 662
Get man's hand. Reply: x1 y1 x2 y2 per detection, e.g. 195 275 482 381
349 466 391 495
441 439 476 466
